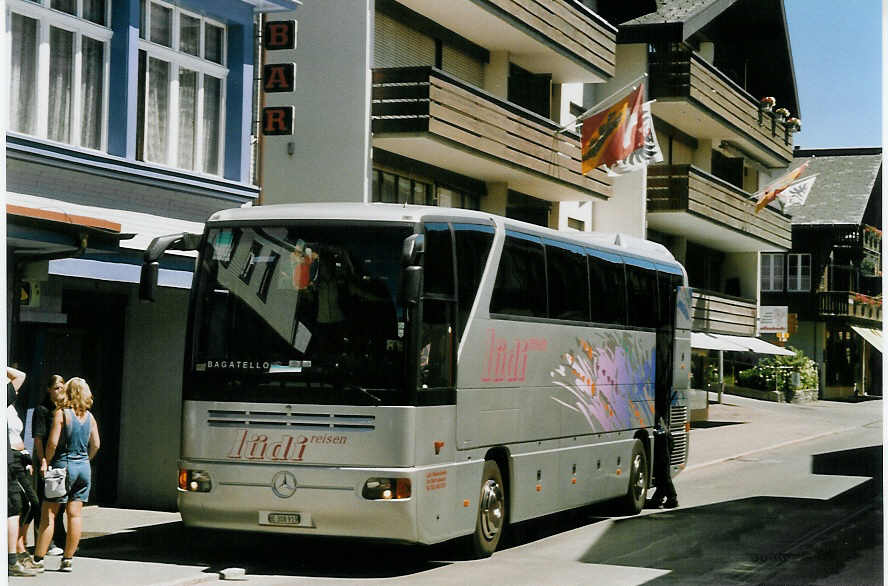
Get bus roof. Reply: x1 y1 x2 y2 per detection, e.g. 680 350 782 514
207 202 683 273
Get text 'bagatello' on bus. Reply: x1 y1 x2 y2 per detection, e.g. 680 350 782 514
140 202 692 557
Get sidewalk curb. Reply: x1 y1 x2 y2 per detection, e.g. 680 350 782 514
154 574 218 586
684 426 858 473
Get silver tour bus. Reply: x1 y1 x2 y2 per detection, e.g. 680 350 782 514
140 202 692 557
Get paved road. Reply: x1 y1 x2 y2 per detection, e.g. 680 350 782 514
13 397 883 585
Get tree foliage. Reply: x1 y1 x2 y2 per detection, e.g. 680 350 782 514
736 347 818 392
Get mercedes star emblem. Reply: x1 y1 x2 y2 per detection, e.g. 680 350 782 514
271 471 297 498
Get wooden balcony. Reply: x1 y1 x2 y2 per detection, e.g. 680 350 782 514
691 289 757 336
371 67 611 201
394 0 616 81
819 291 883 324
863 225 882 255
647 164 792 251
648 46 794 167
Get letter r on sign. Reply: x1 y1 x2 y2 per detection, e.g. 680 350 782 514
262 106 294 135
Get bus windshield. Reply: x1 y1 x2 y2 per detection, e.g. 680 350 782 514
187 222 414 405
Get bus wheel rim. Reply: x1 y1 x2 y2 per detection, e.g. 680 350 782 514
632 453 645 499
480 479 503 541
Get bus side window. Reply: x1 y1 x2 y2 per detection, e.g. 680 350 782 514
545 240 589 322
626 265 659 328
423 223 455 296
491 233 546 318
421 223 456 390
454 223 494 339
587 250 626 326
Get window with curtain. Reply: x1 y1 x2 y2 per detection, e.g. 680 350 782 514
138 1 227 175
761 253 785 292
787 253 811 292
8 1 110 149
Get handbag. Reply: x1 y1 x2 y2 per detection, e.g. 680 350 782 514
44 467 67 498
43 409 69 499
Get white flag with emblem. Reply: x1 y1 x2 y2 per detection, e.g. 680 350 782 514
604 100 663 176
778 174 818 207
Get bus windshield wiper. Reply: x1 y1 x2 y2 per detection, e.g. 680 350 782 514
343 384 382 403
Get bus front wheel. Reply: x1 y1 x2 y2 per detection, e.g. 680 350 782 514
619 440 648 515
471 460 505 557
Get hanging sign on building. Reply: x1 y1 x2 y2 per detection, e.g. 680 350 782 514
264 63 296 93
758 305 788 333
264 20 296 50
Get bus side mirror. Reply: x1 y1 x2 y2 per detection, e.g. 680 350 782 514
403 266 423 306
401 234 425 266
140 262 159 302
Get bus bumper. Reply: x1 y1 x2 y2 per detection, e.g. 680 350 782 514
176 460 477 544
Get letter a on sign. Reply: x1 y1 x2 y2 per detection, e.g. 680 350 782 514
263 63 295 93
262 106 294 135
264 20 296 50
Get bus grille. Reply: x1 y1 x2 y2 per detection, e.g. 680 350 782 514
669 405 689 466
207 409 376 432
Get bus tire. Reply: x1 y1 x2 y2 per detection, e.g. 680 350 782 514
471 460 505 557
619 440 647 515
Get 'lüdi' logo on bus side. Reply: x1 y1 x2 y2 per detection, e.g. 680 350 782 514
482 329 547 383
227 431 349 461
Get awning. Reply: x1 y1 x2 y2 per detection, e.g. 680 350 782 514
48 258 193 289
851 326 883 353
690 332 795 356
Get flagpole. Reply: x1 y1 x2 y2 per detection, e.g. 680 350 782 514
555 72 648 134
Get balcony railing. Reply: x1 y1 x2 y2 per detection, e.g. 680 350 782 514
691 289 757 336
371 66 611 198
647 164 792 249
863 225 882 254
818 291 883 323
648 45 794 163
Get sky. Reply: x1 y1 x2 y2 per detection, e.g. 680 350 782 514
783 0 882 149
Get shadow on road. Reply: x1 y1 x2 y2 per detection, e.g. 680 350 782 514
74 445 881 582
579 444 883 585
690 420 746 429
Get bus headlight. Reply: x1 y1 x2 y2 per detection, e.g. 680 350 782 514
178 469 212 492
362 477 411 500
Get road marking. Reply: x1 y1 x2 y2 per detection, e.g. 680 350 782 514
684 426 858 472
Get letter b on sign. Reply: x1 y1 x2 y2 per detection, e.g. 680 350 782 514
264 20 296 50
262 106 294 136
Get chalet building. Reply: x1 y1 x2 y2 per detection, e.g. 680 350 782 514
260 0 620 233
5 0 297 509
760 148 882 398
592 0 802 413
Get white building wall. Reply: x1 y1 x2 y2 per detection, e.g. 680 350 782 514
723 252 760 299
584 43 648 238
118 287 190 509
261 1 373 205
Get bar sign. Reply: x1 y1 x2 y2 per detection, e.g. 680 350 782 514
262 106 294 135
263 63 296 93
264 20 296 50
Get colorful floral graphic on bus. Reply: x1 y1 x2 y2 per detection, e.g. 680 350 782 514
550 332 655 432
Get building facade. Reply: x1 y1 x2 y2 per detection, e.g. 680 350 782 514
5 0 296 508
760 148 883 398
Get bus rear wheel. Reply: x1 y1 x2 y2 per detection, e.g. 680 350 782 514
471 460 505 557
619 440 647 515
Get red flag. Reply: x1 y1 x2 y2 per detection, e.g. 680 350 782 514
754 161 809 213
581 83 646 175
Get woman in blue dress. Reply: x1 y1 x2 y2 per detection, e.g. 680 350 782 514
33 378 100 572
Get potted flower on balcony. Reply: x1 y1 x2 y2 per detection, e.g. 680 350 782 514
774 107 790 123
786 117 801 132
760 96 776 112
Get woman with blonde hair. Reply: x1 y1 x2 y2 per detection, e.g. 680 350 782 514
30 375 68 558
33 377 100 572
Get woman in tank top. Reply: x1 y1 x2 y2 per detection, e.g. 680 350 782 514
33 378 100 573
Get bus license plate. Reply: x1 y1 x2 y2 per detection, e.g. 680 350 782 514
259 511 309 526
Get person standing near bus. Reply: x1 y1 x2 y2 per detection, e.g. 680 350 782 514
31 375 67 556
7 366 40 577
33 377 100 573
650 414 678 509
